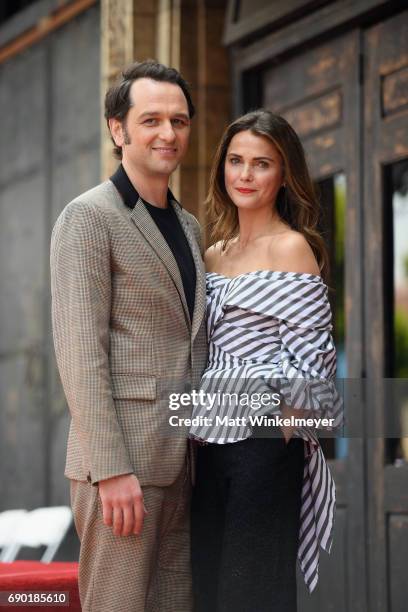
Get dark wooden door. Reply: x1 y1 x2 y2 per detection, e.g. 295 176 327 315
262 31 366 611
364 10 408 612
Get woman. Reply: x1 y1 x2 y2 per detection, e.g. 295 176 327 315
189 110 343 612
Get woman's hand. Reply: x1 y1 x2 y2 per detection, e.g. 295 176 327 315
279 405 308 444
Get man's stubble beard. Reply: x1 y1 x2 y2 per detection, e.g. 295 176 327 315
123 122 131 146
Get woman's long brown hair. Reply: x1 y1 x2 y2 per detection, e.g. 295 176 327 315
207 109 329 281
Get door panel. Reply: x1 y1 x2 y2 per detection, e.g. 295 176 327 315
364 10 408 612
262 30 366 612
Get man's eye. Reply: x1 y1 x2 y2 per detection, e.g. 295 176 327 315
143 118 157 125
172 118 188 127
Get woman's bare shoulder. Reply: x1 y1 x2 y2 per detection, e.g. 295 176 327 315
265 230 321 276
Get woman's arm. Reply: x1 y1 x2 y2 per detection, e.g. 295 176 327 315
266 231 322 443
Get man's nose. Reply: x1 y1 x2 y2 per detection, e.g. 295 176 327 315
159 121 176 142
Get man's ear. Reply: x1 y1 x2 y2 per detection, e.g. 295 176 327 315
108 118 124 147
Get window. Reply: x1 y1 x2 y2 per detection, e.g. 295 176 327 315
318 173 347 459
385 159 408 464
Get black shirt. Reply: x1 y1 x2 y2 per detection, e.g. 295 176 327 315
110 164 196 321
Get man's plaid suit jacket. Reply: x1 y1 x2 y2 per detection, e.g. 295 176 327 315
50 179 207 486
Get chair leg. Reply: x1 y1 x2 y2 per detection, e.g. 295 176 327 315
1 543 21 562
41 542 60 563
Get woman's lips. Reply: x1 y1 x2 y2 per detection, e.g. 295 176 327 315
236 188 256 194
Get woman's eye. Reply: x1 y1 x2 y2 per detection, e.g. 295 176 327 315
257 161 269 169
229 157 240 165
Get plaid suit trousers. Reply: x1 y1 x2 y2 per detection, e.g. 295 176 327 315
71 459 192 611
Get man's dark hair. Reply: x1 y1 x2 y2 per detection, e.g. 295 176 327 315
104 59 195 159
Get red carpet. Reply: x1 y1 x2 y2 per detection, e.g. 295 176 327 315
0 562 80 611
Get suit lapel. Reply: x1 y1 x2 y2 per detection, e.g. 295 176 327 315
170 199 206 343
129 196 191 327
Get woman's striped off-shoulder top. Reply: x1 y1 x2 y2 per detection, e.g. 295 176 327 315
189 270 344 593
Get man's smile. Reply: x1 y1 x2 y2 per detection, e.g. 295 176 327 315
152 146 177 154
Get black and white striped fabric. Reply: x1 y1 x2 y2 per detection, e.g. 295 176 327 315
189 269 343 593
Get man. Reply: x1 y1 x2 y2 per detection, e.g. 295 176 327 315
50 60 207 612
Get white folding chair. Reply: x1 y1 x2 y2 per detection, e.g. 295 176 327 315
0 510 28 561
1 506 73 563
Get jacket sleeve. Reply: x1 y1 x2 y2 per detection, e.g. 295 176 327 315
50 201 133 484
